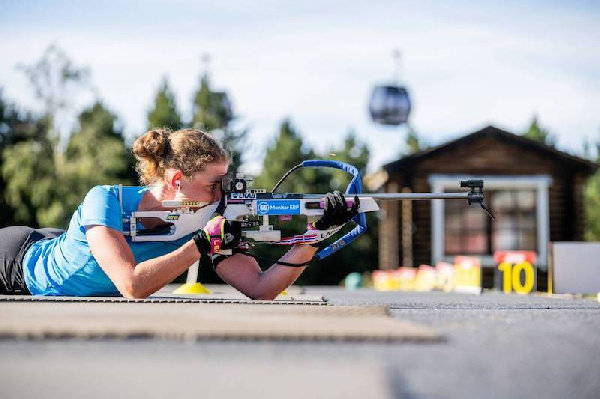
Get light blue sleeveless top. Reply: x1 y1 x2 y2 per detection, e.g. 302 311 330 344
23 185 191 296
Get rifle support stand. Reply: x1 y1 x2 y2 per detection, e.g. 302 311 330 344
173 260 212 295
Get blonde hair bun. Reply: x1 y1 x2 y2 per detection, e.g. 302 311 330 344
132 128 229 185
132 128 171 162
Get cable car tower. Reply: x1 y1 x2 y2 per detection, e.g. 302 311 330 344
368 49 411 126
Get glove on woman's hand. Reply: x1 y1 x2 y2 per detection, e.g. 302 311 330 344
193 216 242 255
313 191 360 230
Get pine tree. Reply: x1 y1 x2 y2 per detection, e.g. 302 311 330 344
0 91 40 226
61 101 135 221
191 74 232 132
2 45 92 227
253 119 325 193
405 124 425 154
212 126 248 176
303 130 378 285
147 77 182 130
523 115 555 146
246 119 321 279
190 73 246 174
2 46 133 228
2 120 57 226
324 130 369 183
251 124 378 285
585 131 600 241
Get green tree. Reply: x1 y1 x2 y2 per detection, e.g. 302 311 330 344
2 45 133 228
405 124 426 154
302 131 377 285
17 44 91 145
191 74 232 132
147 77 183 130
523 115 555 146
253 119 326 193
320 129 370 194
3 101 135 228
3 45 92 227
250 124 377 285
585 133 600 241
190 73 247 174
243 119 325 283
0 90 47 226
60 102 135 223
212 125 249 175
2 121 59 226
0 91 48 146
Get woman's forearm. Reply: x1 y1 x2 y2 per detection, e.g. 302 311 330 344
218 244 317 300
254 244 317 299
132 241 316 300
130 240 201 298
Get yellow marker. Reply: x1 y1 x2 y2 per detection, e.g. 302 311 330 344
498 261 535 294
453 256 481 294
173 282 212 295
398 268 416 291
414 265 436 292
373 270 400 291
435 262 455 292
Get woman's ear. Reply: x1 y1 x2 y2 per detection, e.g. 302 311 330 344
167 169 184 191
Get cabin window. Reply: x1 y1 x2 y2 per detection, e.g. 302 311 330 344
444 189 537 255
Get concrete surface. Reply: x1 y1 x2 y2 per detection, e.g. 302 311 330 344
0 301 441 341
1 288 599 399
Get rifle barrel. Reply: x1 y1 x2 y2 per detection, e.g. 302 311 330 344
301 192 470 200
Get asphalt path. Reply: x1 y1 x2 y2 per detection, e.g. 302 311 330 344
1 288 598 399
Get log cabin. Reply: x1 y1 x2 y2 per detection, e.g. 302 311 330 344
371 125 598 288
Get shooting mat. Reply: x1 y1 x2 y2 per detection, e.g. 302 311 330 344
0 301 442 342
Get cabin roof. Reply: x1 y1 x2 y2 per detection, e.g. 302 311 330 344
383 125 598 176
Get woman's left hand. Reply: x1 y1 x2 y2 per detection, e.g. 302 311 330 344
313 190 360 230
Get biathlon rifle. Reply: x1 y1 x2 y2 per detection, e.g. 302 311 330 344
124 160 495 259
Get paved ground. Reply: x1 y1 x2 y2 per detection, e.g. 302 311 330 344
1 288 599 399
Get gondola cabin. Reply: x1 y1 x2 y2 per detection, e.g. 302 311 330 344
368 85 411 126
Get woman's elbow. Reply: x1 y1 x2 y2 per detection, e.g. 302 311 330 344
247 290 278 301
122 290 148 300
119 280 149 299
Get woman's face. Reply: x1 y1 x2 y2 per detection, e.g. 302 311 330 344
176 162 229 204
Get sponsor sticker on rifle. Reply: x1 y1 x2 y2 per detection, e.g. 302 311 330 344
256 200 301 215
231 192 257 200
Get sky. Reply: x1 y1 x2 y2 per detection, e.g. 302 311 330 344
1 0 599 174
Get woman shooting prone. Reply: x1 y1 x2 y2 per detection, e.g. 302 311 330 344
0 128 357 299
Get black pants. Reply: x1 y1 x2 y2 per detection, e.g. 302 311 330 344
0 226 65 295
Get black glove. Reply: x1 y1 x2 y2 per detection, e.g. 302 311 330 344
193 216 242 255
313 191 360 230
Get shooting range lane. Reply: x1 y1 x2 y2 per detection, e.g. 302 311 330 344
1 289 598 399
0 298 442 343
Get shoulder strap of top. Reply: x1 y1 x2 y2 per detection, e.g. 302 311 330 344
118 184 126 218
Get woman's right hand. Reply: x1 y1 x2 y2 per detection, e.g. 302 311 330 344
193 216 242 254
